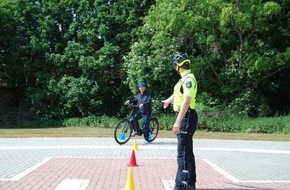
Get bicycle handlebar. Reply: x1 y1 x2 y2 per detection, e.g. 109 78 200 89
127 103 139 108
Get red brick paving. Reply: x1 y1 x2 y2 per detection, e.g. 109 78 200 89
0 158 289 190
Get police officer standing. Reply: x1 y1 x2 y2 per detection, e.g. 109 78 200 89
162 53 198 190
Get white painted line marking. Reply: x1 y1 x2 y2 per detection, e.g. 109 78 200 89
0 157 52 181
202 158 239 182
54 179 90 190
0 145 132 150
162 180 175 190
0 146 289 154
236 180 290 183
196 147 290 154
202 158 290 183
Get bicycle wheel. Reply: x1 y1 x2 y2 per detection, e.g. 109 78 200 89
148 117 159 142
114 118 132 145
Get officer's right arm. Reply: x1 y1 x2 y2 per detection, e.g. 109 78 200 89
161 95 174 109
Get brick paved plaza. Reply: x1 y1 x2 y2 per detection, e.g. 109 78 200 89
0 137 289 190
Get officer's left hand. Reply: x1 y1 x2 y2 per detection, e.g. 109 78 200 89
139 104 144 108
173 121 181 135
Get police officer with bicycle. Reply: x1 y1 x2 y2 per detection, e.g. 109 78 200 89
162 53 198 190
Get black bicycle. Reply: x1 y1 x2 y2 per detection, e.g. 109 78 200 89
114 104 159 145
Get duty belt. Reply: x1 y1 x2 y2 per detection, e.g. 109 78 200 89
184 108 195 119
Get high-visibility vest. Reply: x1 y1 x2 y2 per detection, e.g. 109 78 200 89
173 71 197 112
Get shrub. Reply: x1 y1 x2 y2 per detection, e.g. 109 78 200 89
157 114 176 130
10 112 290 135
62 116 119 128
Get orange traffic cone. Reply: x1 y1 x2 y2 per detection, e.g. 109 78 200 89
133 139 138 151
128 150 138 167
124 168 136 190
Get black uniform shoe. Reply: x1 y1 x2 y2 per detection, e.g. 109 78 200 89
173 186 184 190
185 184 196 190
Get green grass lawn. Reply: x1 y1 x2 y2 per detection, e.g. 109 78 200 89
0 127 289 141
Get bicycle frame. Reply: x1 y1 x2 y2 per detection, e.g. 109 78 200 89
114 104 159 145
126 104 139 129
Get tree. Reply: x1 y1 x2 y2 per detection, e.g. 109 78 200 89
1 0 289 119
2 0 155 119
0 0 27 87
125 0 290 116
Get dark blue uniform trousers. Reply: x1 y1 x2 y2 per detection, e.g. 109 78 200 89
175 109 198 188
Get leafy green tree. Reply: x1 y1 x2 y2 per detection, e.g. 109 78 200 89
219 0 289 116
0 0 28 87
6 0 155 119
1 0 289 119
125 0 290 116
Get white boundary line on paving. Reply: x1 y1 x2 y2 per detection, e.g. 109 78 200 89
1 156 289 184
54 179 90 190
202 158 239 182
162 180 175 190
0 157 52 181
0 145 289 154
202 158 290 183
0 145 131 150
0 157 174 181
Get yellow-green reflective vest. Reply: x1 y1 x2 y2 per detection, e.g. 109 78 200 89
173 70 197 112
